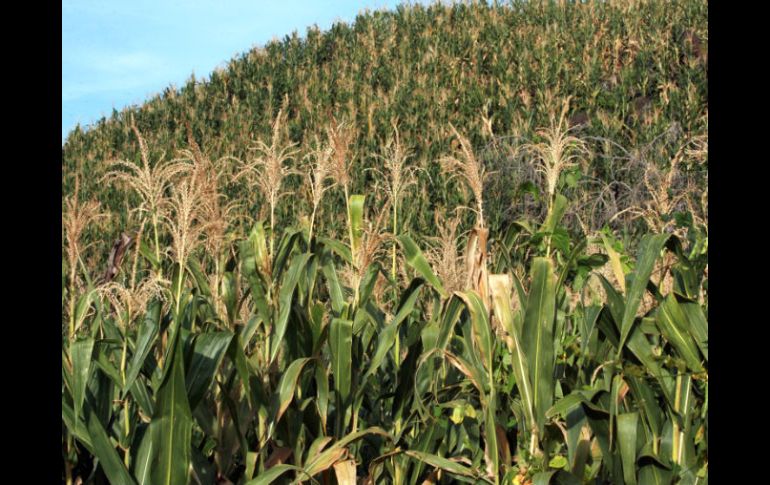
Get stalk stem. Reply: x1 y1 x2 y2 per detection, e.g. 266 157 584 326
120 303 131 468
152 212 162 278
392 200 398 282
392 200 400 371
65 434 73 485
68 284 76 341
309 204 317 246
673 372 683 464
68 253 78 341
270 198 276 269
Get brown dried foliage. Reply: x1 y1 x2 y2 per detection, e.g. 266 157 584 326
427 211 466 295
326 116 357 193
63 175 107 290
234 107 300 217
103 115 191 219
442 124 487 228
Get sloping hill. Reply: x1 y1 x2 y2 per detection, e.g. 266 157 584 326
62 0 707 246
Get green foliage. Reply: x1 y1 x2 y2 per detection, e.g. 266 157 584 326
62 1 707 483
62 0 707 256
62 211 708 483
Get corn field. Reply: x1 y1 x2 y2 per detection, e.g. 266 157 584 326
62 1 707 484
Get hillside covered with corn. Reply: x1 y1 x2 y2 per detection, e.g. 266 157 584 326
62 1 708 484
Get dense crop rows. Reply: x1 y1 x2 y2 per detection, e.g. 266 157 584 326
62 1 707 484
62 0 707 259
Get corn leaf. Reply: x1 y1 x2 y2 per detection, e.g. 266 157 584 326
398 234 448 298
69 337 95 424
617 412 640 485
617 234 670 356
522 257 557 437
270 252 313 364
149 326 193 485
330 318 353 436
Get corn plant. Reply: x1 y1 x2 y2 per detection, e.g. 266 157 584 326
62 1 707 483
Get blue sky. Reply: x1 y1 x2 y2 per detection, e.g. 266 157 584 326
62 0 431 143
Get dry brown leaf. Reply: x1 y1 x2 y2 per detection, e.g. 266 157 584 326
333 459 357 485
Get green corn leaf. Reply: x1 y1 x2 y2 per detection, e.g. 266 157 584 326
185 331 234 410
240 314 262 349
403 450 487 483
532 470 556 485
94 342 122 387
457 290 494 374
609 374 624 449
314 364 330 432
443 350 487 396
69 337 95 424
228 335 253 409
522 257 557 438
533 470 581 485
408 421 439 483
392 338 422 431
190 445 217 485
268 357 313 438
132 424 154 485
272 227 304 280
580 304 602 355
218 380 250 461
149 326 193 485
330 317 353 437
245 464 304 485
358 262 381 305
679 301 708 362
656 295 705 372
491 274 536 433
62 396 93 453
546 390 601 420
483 401 500 481
306 436 334 464
597 274 625 333
435 295 465 352
129 378 155 422
84 401 137 485
638 463 673 485
318 236 353 264
361 279 424 385
542 193 568 235
398 234 448 298
564 403 591 478
557 237 588 290
349 194 365 257
124 301 161 395
73 289 97 335
626 326 675 407
617 234 670 357
249 221 269 274
138 239 160 270
321 252 346 314
627 376 662 454
186 257 212 299
618 412 640 485
270 252 313 364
